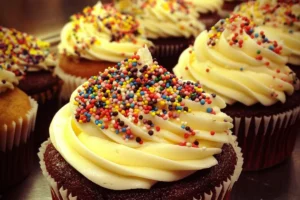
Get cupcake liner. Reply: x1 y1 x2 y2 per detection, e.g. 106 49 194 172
0 97 38 191
55 66 86 102
153 42 189 58
39 135 242 200
30 78 63 105
231 105 300 171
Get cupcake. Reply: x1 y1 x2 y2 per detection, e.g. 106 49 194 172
39 46 243 200
113 0 205 71
56 2 152 103
0 26 62 145
185 0 223 28
233 0 300 77
219 0 244 18
0 64 38 192
174 15 300 171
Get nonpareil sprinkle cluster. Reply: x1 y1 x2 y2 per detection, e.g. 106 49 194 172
0 26 50 69
74 54 218 146
208 15 284 61
68 4 142 57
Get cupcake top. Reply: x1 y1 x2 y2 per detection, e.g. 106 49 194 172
234 0 300 65
50 46 233 190
185 0 223 14
174 15 297 106
114 0 205 39
58 2 152 62
0 26 56 72
0 64 20 93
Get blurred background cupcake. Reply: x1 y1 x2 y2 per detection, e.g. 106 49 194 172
174 15 300 171
219 0 244 18
56 2 152 103
0 64 38 192
0 26 62 146
114 0 205 71
233 0 300 77
185 0 223 28
39 46 242 200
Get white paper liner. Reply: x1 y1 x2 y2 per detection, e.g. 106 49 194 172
39 135 243 200
232 105 300 171
0 97 38 152
54 66 87 102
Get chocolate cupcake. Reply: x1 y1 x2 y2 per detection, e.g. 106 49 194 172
39 47 243 200
186 0 223 29
114 0 205 71
174 15 300 171
233 0 300 77
0 26 62 145
219 0 244 18
0 64 38 192
56 2 152 103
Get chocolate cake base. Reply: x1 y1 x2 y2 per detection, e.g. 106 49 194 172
199 12 221 29
151 37 194 72
43 143 237 200
223 93 300 171
220 1 244 17
288 64 300 80
19 71 62 146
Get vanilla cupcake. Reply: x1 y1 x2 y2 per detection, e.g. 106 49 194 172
39 46 243 200
174 15 300 170
233 0 300 77
114 0 205 71
0 26 62 145
0 64 38 192
56 2 152 102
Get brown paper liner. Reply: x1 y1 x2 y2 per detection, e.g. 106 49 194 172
55 66 87 103
0 97 38 192
38 135 243 200
231 105 300 171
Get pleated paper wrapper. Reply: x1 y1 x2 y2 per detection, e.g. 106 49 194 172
38 135 243 200
231 105 300 171
0 97 38 191
55 66 86 103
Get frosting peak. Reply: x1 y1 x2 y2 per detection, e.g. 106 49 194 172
174 15 297 106
0 26 55 72
50 47 233 190
58 2 152 62
0 64 20 93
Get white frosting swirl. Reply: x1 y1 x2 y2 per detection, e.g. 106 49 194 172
50 47 233 190
186 0 223 14
58 2 152 62
114 0 205 39
234 1 300 65
0 64 19 93
174 16 297 106
0 26 55 72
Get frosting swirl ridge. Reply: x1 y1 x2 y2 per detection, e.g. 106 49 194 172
234 1 300 65
50 47 233 190
58 2 152 62
174 15 297 106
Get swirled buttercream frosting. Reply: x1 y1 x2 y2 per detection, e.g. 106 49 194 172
234 0 300 65
0 26 55 72
0 64 20 93
174 15 297 106
186 0 223 14
58 2 152 62
114 0 205 39
50 46 233 190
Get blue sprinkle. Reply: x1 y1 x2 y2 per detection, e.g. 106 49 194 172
254 33 259 38
200 99 206 105
206 107 213 113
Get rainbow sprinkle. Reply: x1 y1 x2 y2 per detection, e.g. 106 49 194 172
74 52 219 146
